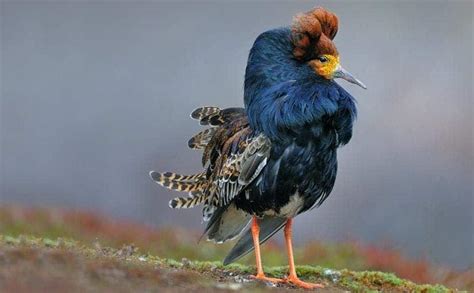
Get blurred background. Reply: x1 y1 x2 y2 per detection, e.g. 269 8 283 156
1 0 472 288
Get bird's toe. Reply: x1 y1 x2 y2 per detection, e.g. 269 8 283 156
250 274 284 285
284 276 324 289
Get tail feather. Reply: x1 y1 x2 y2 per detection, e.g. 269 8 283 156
150 171 210 209
158 171 205 182
149 106 248 222
188 128 216 150
150 171 208 191
169 192 207 209
222 216 287 265
191 107 221 121
191 106 225 126
200 113 225 126
190 107 245 127
188 107 247 153
201 203 251 243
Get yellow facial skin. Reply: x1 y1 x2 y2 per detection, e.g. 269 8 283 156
309 54 340 79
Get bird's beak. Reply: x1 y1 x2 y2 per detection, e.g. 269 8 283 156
333 64 367 89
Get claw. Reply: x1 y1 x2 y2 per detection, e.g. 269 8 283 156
284 276 324 289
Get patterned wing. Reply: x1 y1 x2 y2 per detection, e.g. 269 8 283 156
150 106 271 222
212 133 271 207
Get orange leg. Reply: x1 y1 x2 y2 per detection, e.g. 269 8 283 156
283 218 324 289
250 216 284 284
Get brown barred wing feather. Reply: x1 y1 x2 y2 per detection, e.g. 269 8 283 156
149 170 209 208
238 135 271 185
188 128 217 150
149 106 270 231
212 133 271 207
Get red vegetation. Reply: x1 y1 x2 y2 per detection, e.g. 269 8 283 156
358 244 431 283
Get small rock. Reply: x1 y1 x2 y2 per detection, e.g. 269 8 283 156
93 240 102 251
117 244 138 258
56 238 65 248
323 269 341 283
215 283 242 290
233 275 250 283
138 256 147 262
181 257 191 268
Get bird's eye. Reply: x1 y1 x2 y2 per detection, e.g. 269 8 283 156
317 56 329 63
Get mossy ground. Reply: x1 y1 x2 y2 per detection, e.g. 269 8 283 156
0 235 458 292
1 206 471 291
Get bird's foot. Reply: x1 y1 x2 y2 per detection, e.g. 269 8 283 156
250 273 284 284
284 275 324 290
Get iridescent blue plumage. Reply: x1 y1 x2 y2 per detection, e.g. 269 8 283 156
245 28 357 143
233 27 357 219
150 7 364 285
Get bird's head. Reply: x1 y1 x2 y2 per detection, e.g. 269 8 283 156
292 7 366 89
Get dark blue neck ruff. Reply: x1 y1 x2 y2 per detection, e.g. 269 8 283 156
244 27 357 143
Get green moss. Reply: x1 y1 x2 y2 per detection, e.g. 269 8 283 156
357 271 403 287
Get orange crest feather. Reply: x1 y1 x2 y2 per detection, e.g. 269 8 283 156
291 7 339 60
